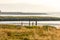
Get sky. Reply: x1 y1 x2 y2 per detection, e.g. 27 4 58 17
0 0 60 12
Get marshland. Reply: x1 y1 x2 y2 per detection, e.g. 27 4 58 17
0 16 60 40
0 24 60 40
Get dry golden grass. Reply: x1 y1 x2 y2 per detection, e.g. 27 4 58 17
0 24 60 40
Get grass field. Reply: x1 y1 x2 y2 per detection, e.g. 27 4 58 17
0 24 60 40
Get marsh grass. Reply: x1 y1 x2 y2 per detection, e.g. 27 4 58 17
0 24 59 40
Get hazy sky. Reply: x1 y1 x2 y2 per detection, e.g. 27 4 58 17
0 0 60 12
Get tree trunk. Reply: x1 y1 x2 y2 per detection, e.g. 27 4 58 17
29 20 30 26
21 21 23 26
35 21 37 26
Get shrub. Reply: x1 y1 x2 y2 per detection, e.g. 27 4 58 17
24 26 38 29
43 25 56 31
7 32 11 36
43 25 49 31
23 38 29 40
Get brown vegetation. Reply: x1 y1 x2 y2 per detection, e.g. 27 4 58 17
0 24 60 40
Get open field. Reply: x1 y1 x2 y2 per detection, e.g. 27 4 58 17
0 24 60 40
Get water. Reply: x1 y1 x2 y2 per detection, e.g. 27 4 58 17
0 21 60 28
